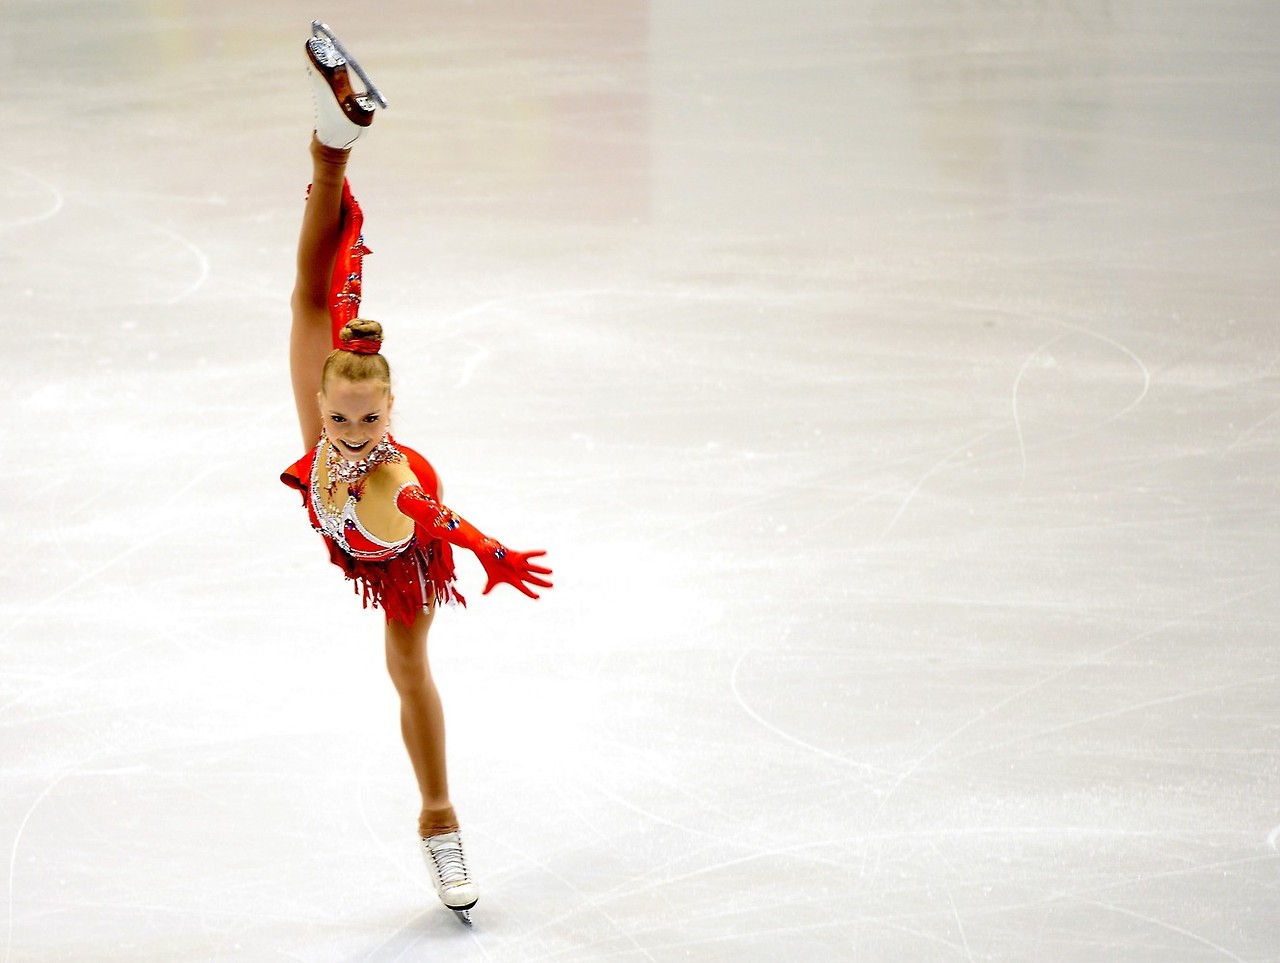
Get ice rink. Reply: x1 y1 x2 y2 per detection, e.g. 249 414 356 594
3 1 1278 960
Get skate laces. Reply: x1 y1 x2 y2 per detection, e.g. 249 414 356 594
427 834 471 889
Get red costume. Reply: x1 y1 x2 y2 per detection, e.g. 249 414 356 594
282 438 466 625
282 181 545 625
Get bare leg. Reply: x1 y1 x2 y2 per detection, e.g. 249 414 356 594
384 607 460 837
289 136 350 448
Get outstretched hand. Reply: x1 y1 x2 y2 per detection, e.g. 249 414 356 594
478 546 553 599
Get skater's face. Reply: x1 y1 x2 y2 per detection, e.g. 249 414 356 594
318 377 394 461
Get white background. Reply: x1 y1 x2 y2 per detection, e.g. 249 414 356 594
2 1 1277 960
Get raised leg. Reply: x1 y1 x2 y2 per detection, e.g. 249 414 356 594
290 23 382 448
289 137 350 448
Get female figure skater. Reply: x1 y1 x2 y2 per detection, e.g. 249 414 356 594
280 23 552 924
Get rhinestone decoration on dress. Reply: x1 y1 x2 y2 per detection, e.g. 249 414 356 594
324 433 401 491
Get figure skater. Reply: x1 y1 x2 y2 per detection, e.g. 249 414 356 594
280 22 552 925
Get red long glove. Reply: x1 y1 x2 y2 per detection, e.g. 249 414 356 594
395 485 552 598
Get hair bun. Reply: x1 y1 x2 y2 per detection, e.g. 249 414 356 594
340 318 384 343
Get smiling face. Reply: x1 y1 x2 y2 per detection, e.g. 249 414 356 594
318 377 394 461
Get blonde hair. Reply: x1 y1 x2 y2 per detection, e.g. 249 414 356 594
321 318 392 390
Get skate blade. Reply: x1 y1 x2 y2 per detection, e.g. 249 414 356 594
452 908 473 926
311 20 389 109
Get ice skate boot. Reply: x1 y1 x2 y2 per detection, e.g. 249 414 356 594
420 830 478 925
305 21 385 148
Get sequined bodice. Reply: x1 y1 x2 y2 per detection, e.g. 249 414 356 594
309 444 413 561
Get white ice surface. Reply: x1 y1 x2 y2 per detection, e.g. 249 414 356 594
3 1 1278 961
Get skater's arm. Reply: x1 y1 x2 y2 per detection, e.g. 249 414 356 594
394 484 552 599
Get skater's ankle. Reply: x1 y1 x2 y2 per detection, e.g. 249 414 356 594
310 135 351 172
419 804 459 838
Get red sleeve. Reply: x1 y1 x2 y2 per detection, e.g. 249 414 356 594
395 484 500 560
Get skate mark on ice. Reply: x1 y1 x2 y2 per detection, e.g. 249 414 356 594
648 448 914 545
527 827 1167 960
454 338 491 389
870 584 1267 818
0 462 226 715
875 427 1003 542
1 459 222 650
538 848 1275 963
556 747 764 899
869 302 1152 540
1010 334 1065 489
561 735 739 857
1214 406 1280 466
75 196 211 305
358 905 491 963
5 772 70 963
0 569 166 719
1051 852 1275 908
946 883 977 963
939 297 1151 473
1046 317 1149 423
551 767 633 852
1000 303 1152 435
434 288 621 389
149 220 211 305
355 757 426 890
1080 898 1248 962
568 909 969 960
485 824 661 963
577 765 749 849
433 285 752 390
1267 826 1280 851
0 166 65 229
731 649 894 783
936 671 1278 771
908 295 1152 432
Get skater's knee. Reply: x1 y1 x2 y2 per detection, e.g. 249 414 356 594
386 652 422 689
291 285 330 320
385 643 431 696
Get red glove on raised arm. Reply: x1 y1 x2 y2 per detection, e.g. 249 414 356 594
395 485 553 598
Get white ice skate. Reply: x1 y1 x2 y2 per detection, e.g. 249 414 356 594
305 21 386 148
420 830 479 925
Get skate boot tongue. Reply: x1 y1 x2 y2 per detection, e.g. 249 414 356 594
421 831 479 918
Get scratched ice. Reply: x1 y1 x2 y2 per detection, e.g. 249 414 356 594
3 1 1278 961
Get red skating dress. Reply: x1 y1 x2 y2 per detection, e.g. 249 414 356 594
280 179 463 625
281 439 465 624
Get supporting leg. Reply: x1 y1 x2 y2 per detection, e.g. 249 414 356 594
383 607 459 836
386 609 479 921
